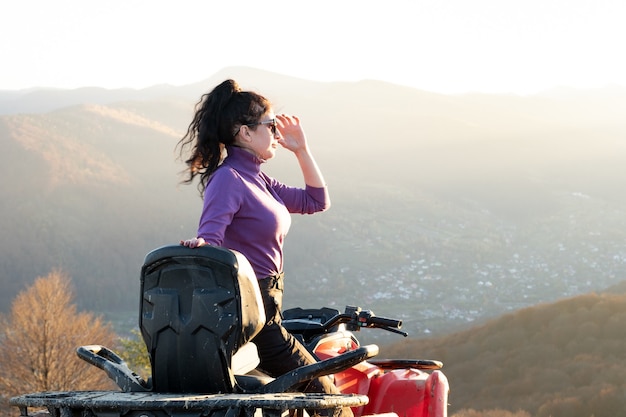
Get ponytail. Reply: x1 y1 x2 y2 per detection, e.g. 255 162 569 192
176 79 270 196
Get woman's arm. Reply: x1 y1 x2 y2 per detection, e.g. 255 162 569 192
181 168 241 248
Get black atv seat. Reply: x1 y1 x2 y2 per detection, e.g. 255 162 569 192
140 245 266 393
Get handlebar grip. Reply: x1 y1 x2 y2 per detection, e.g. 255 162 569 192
368 316 402 329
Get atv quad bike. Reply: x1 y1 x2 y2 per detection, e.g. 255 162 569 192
11 245 448 417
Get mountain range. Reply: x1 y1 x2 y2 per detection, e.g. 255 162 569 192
382 283 626 417
1 67 625 341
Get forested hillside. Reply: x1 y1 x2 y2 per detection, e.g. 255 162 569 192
1 68 625 338
382 289 626 417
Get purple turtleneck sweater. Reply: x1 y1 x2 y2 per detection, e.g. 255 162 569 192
198 146 330 280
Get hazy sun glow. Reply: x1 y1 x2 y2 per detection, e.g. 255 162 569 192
1 0 625 95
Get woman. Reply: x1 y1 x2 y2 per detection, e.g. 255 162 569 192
177 79 350 415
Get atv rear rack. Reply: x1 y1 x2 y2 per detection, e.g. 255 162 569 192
11 390 368 417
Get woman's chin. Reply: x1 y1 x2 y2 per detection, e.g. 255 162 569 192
263 149 277 160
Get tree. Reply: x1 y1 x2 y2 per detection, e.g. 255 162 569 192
0 270 118 415
118 328 151 381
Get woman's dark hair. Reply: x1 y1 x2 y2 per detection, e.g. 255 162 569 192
177 79 271 195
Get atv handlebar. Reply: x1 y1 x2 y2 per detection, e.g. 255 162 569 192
368 316 403 329
324 306 408 337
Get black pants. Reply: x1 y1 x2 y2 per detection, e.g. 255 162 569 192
254 275 353 417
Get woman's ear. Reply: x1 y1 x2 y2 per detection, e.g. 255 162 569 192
239 125 252 142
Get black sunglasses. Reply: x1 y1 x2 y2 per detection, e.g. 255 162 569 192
247 119 278 135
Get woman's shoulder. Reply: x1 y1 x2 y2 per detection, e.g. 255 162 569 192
207 165 245 189
217 160 248 177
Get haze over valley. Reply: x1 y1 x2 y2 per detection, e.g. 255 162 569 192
1 68 625 341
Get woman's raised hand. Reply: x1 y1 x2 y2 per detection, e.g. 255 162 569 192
276 114 308 154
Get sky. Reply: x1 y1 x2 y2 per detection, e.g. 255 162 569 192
1 0 625 95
